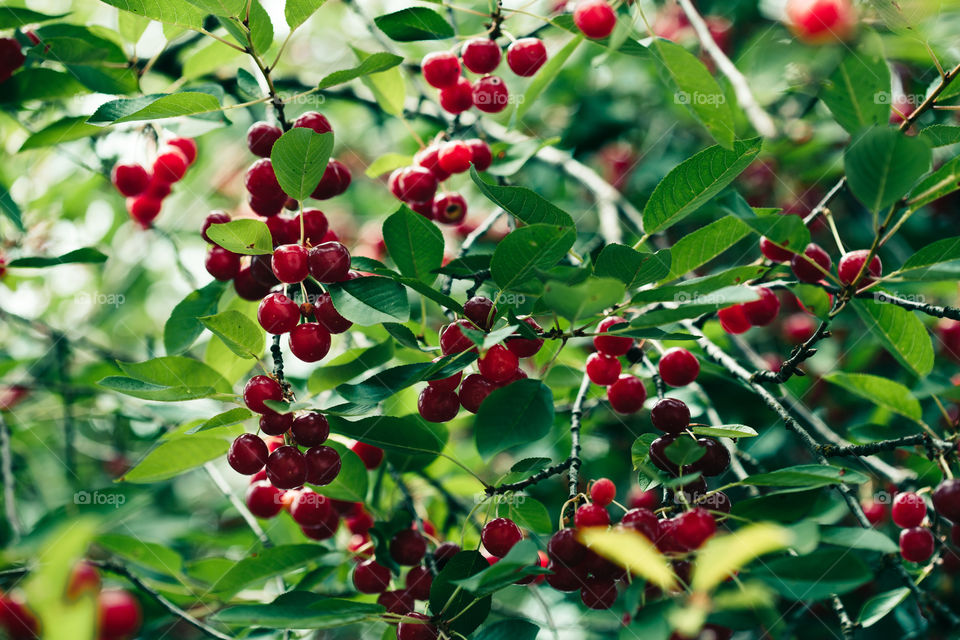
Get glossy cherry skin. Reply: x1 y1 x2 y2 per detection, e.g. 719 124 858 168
97 589 142 639
297 209 329 244
742 287 781 326
506 38 547 76
438 141 473 174
791 243 832 283
377 590 414 615
305 445 341 485
418 386 460 422
247 122 282 157
243 375 283 414
228 433 269 475
466 139 493 171
233 267 273 301
580 577 617 609
440 319 477 355
293 111 333 134
168 137 197 164
289 488 334 526
245 159 285 201
246 480 284 518
786 0 857 44
575 503 610 527
405 566 433 600
272 244 309 283
658 347 700 387
311 160 352 199
461 37 501 74
258 293 301 334
126 196 163 228
506 317 544 357
892 492 927 528
690 438 730 476
622 507 660 541
651 397 690 433
266 445 307 489
482 517 523 557
472 75 510 113
464 296 497 330
838 249 882 286
934 479 960 521
353 559 391 594
308 242 351 283
205 246 241 281
674 508 716 550
590 478 616 506
438 77 474 114
201 211 231 243
289 323 331 362
478 345 520 383
422 51 461 88
607 375 647 414
390 529 428 566
586 352 621 386
899 527 935 562
760 236 795 262
397 612 439 640
593 316 633 356
433 192 468 224
717 304 751 334
152 149 188 183
291 412 329 447
573 0 617 39
351 441 384 470
111 163 150 196
548 528 586 565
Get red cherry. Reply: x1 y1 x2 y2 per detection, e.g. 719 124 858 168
246 480 284 518
247 122 282 157
111 163 150 196
433 542 461 569
580 577 617 609
438 76 474 114
658 347 700 387
314 292 353 333
289 322 331 362
899 527 934 563
243 375 283 414
478 344 520 383
397 612 438 640
673 508 716 550
422 51 461 88
377 590 414 615
742 287 781 326
289 488 333 526
290 413 329 447
433 192 468 224
201 211 231 243
245 158 285 201
628 487 659 510
862 500 886 526
152 149 188 183
440 319 476 355
783 312 817 344
892 492 927 528
759 236 795 262
506 38 547 76
144 176 172 199
481 517 522 557
205 246 241 281
126 196 163 228
271 244 309 283
650 397 690 433
791 243 832 283
266 445 307 489
590 478 616 506
649 434 679 474
67 562 101 600
717 304 751 334
573 0 617 38
233 267 272 301
353 559 392 594
305 445 341 485
351 441 385 470
438 141 474 174
548 528 586 565
607 375 647 414
466 139 493 171
405 566 433 600
311 159 352 199
301 508 340 540
392 166 438 202
258 292 300 334
786 0 857 44
575 503 610 527
0 38 26 84
690 438 730 476
97 590 142 639
0 593 38 640
390 529 428 566
593 316 633 356
249 193 286 217
459 373 496 413
472 75 509 113
308 242 351 283
586 352 622 386
622 508 660 541
228 433 269 475
461 38 501 74
838 249 882 286
934 479 960 521
297 208 329 245
418 385 461 422
506 317 544 358
167 137 197 165
293 111 333 134
464 296 497 330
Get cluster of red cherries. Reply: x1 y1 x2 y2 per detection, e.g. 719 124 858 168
110 137 198 229
0 37 25 84
388 137 491 224
417 296 542 422
0 562 141 640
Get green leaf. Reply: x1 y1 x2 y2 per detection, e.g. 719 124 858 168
902 236 960 274
89 91 223 124
285 0 326 29
206 219 274 255
307 340 395 391
907 154 960 210
594 245 671 287
490 224 577 293
7 248 107 267
429 551 491 635
739 213 810 256
475 379 555 457
0 183 24 232
213 546 329 594
199 310 265 359
100 0 205 29
189 407 253 433
98 376 217 402
823 372 922 421
819 526 898 554
355 47 406 116
0 7 67 28
327 415 448 470
498 497 552 534
335 352 475 404
857 587 910 628
643 138 762 234
919 124 960 148
317 52 404 90
0 68 87 105
123 436 229 483
578 527 675 590
692 523 793 591
326 276 410 325
470 167 574 227
315 441 368 502
383 205 444 283
364 152 412 178
666 215 752 279
96 534 184 575
164 280 227 354
474 620 540 640
691 424 758 438
649 38 735 148
664 437 706 466
820 50 891 134
118 355 232 393
844 126 932 213
374 7 454 41
270 128 335 200
184 0 244 17
542 277 625 322
18 116 102 151
245 0 273 53
213 593 383 628
753 549 872 601
852 298 933 378
741 464 869 488
453 540 546 595
628 286 759 329
518 35 582 118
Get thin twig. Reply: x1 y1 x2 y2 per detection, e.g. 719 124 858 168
567 373 592 499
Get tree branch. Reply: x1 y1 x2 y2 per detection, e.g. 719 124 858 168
567 373 592 499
